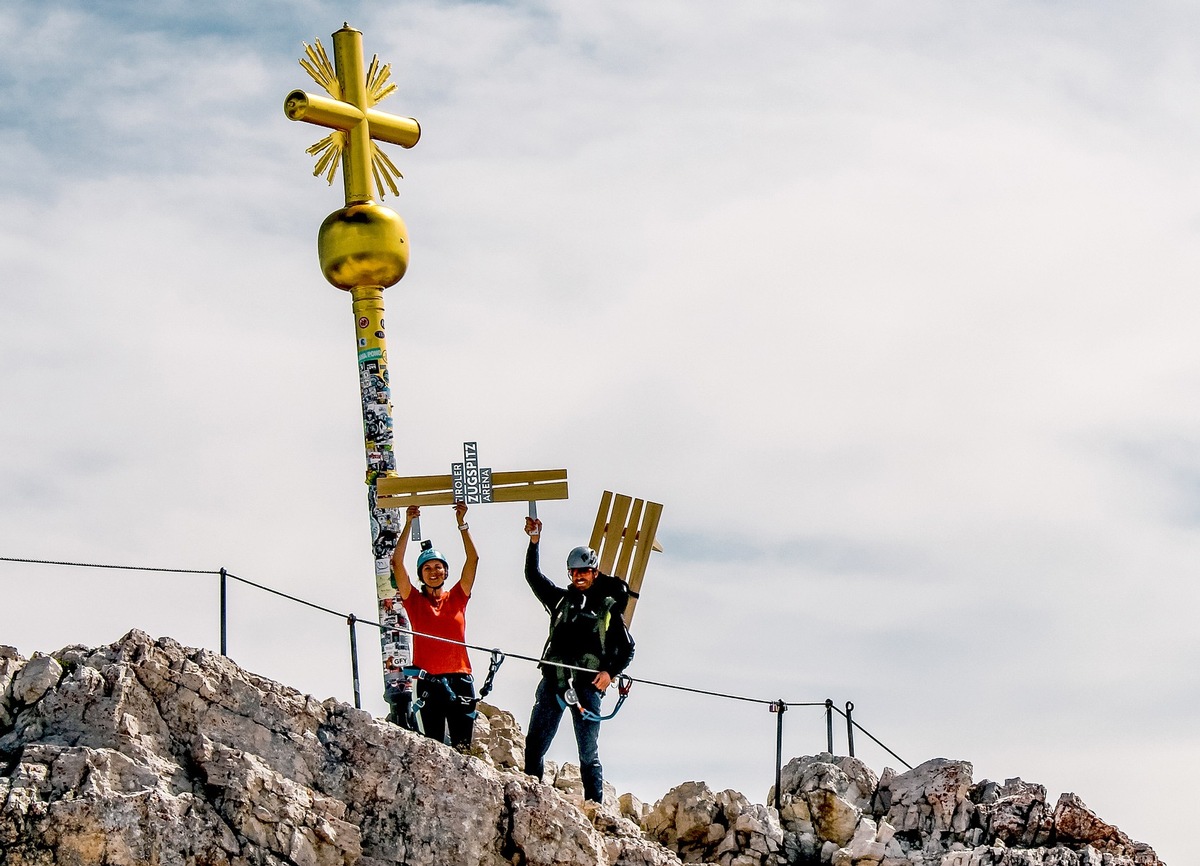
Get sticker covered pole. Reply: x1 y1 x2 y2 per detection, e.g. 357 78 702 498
353 283 412 716
283 23 422 721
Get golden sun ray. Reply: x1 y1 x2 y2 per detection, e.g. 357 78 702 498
294 40 407 195
307 133 345 185
299 39 340 100
371 143 403 197
365 55 397 107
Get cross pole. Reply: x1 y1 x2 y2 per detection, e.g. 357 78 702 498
283 24 423 719
588 491 664 626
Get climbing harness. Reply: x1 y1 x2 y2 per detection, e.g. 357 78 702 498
402 666 477 730
556 673 634 723
542 588 625 687
401 665 430 729
401 651 505 731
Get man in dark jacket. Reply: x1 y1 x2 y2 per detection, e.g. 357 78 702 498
522 516 634 803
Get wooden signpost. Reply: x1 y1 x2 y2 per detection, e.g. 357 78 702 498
376 441 568 538
588 491 663 626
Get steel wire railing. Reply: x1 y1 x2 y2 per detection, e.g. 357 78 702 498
1 555 913 799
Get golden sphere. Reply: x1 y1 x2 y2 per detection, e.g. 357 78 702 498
317 202 409 290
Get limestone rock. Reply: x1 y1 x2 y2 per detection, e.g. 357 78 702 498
977 777 1053 848
582 797 674 865
774 754 873 848
805 788 861 847
0 631 1167 866
11 653 61 705
882 757 974 836
640 755 1165 866
0 645 24 727
620 791 650 823
775 752 878 810
1053 792 1135 855
642 781 785 865
545 759 620 809
0 630 681 866
472 700 525 770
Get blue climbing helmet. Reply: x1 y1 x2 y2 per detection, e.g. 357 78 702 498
416 540 448 581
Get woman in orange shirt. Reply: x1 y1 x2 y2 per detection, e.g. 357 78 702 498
391 501 479 751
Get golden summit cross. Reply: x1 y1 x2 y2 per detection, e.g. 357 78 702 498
284 24 421 205
282 24 424 711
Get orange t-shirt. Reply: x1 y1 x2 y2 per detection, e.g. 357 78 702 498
401 582 472 675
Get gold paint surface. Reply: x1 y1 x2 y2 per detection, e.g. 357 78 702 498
284 90 364 128
285 27 420 204
333 27 372 204
318 202 408 290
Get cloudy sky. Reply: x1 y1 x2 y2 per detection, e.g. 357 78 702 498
2 1 1197 861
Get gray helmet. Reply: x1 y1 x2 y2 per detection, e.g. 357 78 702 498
566 546 599 571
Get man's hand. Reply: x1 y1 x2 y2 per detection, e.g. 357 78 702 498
593 671 612 692
525 517 542 540
405 505 421 521
453 501 468 524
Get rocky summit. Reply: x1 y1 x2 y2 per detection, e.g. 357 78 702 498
0 631 1164 866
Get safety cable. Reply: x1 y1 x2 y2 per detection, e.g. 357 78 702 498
2 554 908 764
0 556 218 575
368 619 785 706
828 703 913 770
224 571 346 619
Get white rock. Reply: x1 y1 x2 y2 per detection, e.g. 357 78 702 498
877 819 896 846
805 788 862 846
13 654 62 705
0 631 1166 866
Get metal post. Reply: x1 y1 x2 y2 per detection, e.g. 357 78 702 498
219 567 228 656
772 700 787 807
845 701 855 758
351 286 413 715
825 698 834 754
347 614 362 709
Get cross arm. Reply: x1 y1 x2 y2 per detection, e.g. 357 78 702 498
284 91 421 148
376 469 568 509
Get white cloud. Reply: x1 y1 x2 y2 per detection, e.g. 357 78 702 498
2 1 1197 860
